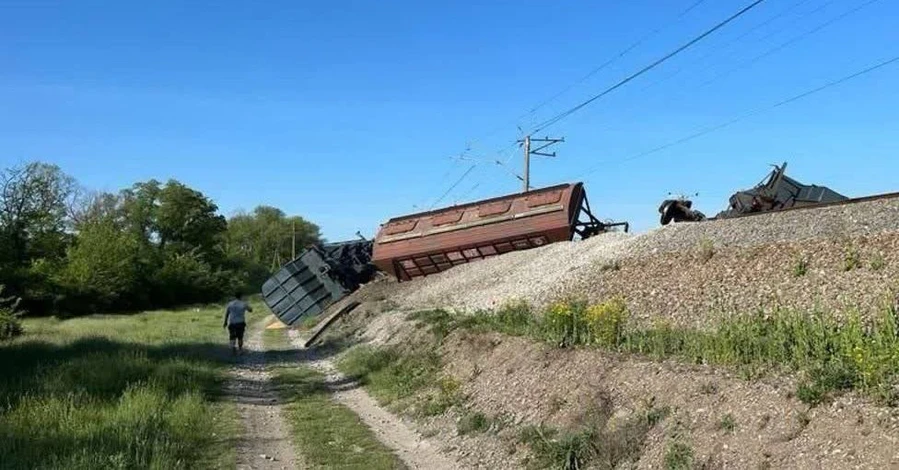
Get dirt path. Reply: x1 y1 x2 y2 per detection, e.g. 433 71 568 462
226 328 299 470
287 330 460 470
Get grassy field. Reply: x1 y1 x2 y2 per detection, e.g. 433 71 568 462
263 329 407 470
0 303 250 470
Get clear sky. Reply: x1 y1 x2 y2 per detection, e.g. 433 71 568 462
2 0 897 240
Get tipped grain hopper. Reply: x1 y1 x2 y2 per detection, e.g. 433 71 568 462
372 182 628 281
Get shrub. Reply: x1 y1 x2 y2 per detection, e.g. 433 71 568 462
0 285 24 340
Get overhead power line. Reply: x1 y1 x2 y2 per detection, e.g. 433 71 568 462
699 0 885 88
638 0 820 95
524 0 709 119
572 53 899 179
529 0 768 134
429 165 476 209
586 0 878 137
422 0 714 208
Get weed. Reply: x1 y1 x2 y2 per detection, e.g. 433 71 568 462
457 411 491 435
418 376 464 416
792 257 809 277
698 238 715 263
718 413 737 433
665 441 694 470
700 382 718 395
408 309 456 341
843 245 861 271
870 253 886 271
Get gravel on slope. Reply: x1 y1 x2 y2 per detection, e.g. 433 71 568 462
396 197 899 316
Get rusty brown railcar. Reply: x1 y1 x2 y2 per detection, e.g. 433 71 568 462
372 182 627 281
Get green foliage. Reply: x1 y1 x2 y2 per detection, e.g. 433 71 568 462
718 413 737 433
0 285 24 340
457 411 492 435
543 300 592 347
0 305 241 469
58 218 142 312
664 441 694 470
843 244 861 271
793 256 809 277
542 298 628 348
417 297 899 406
0 160 320 316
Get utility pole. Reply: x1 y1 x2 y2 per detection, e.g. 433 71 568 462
516 135 564 192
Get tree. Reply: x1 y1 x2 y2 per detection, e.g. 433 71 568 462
226 205 321 272
154 180 227 259
0 162 76 265
60 214 142 312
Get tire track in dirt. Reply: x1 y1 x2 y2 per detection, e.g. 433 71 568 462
287 329 460 470
226 328 300 470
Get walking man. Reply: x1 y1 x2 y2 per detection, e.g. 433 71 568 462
223 292 253 355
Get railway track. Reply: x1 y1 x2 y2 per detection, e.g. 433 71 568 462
709 190 899 221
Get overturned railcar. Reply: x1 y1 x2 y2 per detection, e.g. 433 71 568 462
372 182 627 281
261 239 376 326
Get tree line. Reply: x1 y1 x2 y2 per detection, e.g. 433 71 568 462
0 161 321 318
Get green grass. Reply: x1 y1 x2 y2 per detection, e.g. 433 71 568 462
718 413 737 433
336 344 462 416
411 299 899 406
792 256 809 277
262 329 406 470
271 367 406 469
664 441 694 470
0 303 249 469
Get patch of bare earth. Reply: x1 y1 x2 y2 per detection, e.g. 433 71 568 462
226 328 299 470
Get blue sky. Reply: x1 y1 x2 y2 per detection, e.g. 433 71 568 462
2 0 897 240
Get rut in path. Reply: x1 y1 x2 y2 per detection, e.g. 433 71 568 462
287 329 460 470
225 328 299 470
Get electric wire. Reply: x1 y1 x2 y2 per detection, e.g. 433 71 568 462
570 54 899 179
529 0 769 134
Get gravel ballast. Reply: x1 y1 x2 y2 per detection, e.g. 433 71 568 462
396 197 899 325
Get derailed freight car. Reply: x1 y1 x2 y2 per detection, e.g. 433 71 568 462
372 182 627 281
261 239 376 326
